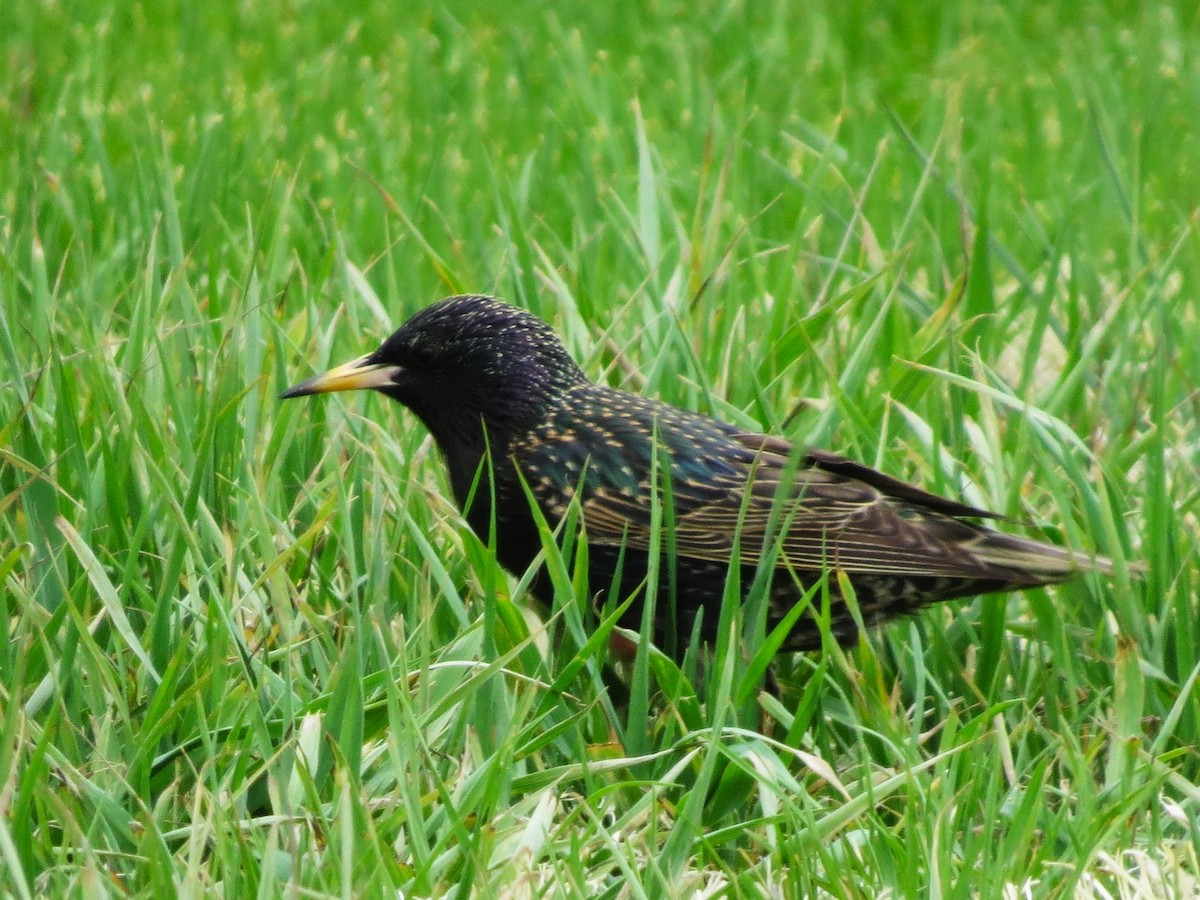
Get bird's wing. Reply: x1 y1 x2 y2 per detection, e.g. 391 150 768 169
577 430 1023 579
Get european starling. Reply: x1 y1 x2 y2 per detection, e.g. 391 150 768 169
282 294 1113 652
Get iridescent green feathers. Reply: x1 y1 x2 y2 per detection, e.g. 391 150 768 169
515 387 1100 585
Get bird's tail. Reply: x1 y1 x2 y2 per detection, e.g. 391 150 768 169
970 528 1117 585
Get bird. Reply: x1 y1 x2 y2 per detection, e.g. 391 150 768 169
281 294 1114 654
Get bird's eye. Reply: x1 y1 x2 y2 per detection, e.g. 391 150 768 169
398 346 438 371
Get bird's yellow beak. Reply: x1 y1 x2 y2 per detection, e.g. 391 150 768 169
280 355 401 399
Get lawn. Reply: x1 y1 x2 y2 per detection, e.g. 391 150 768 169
2 1 1197 896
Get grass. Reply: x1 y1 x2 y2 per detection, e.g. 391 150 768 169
2 0 1198 895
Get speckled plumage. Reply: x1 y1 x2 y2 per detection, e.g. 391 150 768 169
282 294 1112 653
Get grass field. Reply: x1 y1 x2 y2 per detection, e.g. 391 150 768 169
3 1 1198 896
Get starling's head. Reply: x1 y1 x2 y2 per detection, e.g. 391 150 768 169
281 295 588 449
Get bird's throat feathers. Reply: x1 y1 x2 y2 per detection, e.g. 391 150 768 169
405 373 582 514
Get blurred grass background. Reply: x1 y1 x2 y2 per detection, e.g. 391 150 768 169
2 1 1197 895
